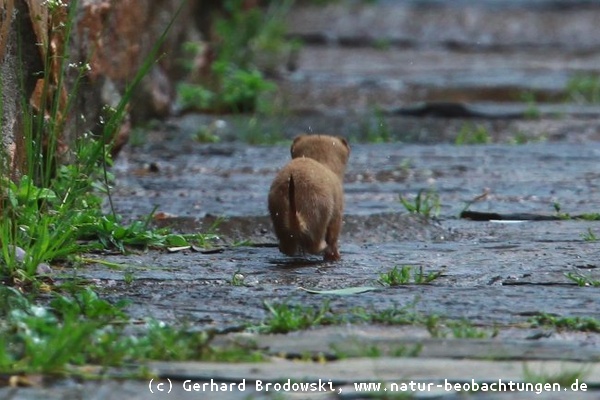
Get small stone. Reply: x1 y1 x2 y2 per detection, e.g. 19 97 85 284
8 245 27 263
36 263 53 275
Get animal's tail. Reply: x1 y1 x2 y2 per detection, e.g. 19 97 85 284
288 174 305 233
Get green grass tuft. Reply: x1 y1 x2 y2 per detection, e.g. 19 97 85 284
378 265 442 286
529 313 600 332
564 271 600 287
455 123 491 145
399 189 441 218
258 301 333 334
565 74 600 104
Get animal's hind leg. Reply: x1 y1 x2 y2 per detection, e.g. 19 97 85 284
299 207 328 255
323 215 342 261
278 233 300 256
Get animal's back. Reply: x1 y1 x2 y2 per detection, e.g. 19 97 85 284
268 158 342 256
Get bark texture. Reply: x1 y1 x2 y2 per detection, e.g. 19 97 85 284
0 0 195 176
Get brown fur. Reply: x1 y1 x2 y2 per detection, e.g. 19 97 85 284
268 134 350 261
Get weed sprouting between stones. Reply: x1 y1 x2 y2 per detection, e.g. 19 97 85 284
231 268 245 286
330 341 423 359
565 271 600 287
257 301 334 334
529 313 600 332
378 265 442 286
350 305 423 326
254 299 495 342
399 189 441 218
254 301 425 334
446 320 498 339
581 228 598 242
359 107 393 143
455 122 491 145
425 315 497 339
523 364 590 388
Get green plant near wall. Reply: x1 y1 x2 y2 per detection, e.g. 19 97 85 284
177 82 215 110
176 67 276 113
177 0 298 114
214 62 276 113
217 0 299 72
1 0 93 282
1 0 217 287
1 150 219 283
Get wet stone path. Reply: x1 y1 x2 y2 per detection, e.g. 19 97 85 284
58 136 599 399
100 139 600 335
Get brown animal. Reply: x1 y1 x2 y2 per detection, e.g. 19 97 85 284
268 134 350 261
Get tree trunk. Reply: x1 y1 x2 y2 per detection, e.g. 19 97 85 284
0 0 195 177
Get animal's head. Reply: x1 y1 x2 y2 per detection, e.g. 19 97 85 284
290 134 350 177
